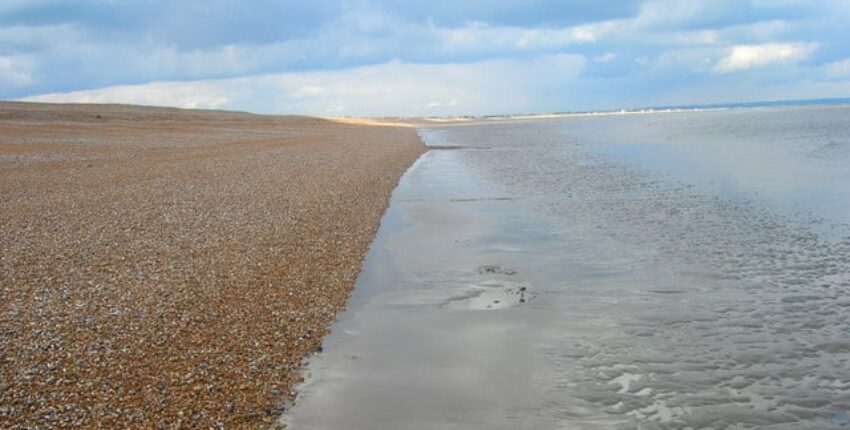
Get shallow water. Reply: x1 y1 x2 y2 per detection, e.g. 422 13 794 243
285 106 850 429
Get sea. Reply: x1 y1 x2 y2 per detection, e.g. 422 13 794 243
284 105 850 429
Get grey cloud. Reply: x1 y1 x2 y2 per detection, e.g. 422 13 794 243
0 0 344 49
4 0 850 111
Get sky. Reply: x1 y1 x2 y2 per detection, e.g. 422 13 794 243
2 0 850 117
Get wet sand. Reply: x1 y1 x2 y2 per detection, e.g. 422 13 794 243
283 147 553 429
0 101 424 429
288 108 850 429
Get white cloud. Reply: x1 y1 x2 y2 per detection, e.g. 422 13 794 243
725 20 792 41
427 20 615 55
634 0 709 28
0 7 608 97
6 0 848 110
22 54 586 117
668 29 719 45
750 0 815 8
651 47 718 72
0 56 32 86
23 80 231 110
820 58 850 80
714 42 816 73
594 53 617 63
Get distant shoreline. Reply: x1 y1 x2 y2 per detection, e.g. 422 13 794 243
8 96 850 125
410 97 850 123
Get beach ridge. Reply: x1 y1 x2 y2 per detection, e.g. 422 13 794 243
0 101 425 429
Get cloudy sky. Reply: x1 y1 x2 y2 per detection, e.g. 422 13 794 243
2 0 850 116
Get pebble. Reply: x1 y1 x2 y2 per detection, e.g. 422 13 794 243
0 102 425 429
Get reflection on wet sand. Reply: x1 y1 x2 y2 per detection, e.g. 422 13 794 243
286 106 850 429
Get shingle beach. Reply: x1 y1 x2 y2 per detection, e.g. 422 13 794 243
0 102 424 429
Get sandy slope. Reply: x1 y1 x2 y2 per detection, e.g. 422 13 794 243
0 102 424 429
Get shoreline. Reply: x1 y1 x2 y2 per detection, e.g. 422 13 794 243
282 137 549 429
0 101 425 428
285 108 850 428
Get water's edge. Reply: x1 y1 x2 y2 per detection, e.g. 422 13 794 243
281 108 850 429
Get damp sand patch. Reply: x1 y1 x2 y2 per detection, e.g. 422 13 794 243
439 265 532 310
441 279 531 310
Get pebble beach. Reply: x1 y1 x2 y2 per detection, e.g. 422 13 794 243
0 102 424 429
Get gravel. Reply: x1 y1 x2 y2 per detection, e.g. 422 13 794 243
0 102 424 429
